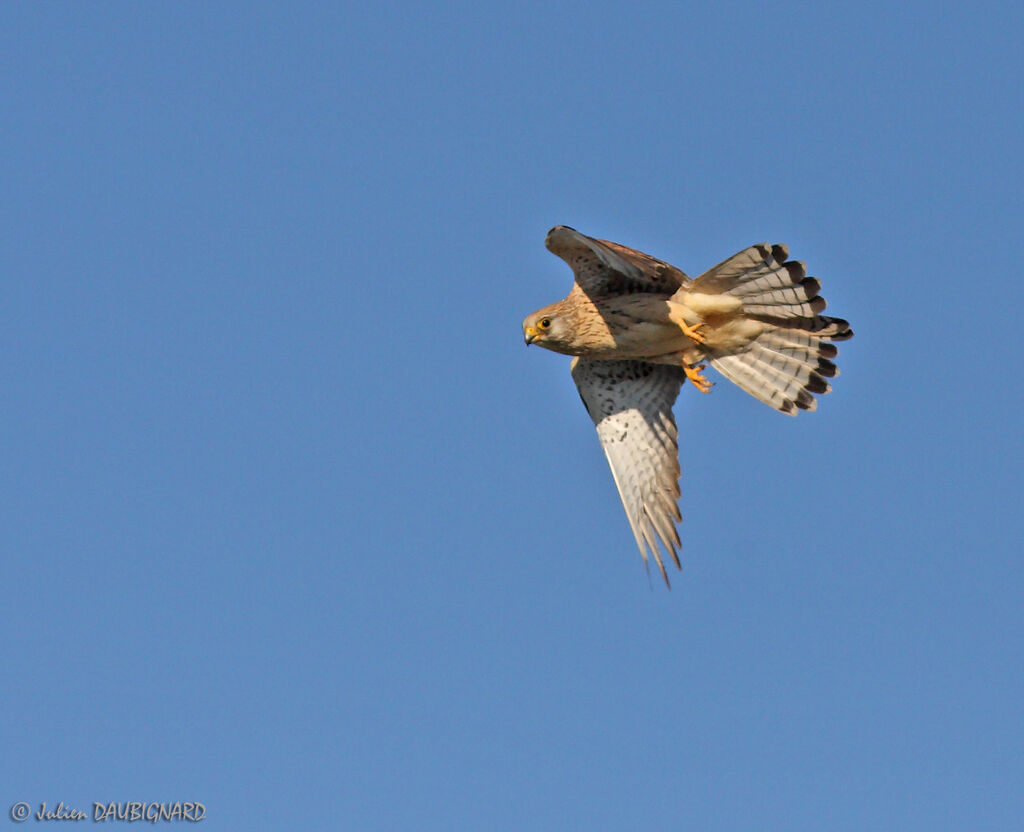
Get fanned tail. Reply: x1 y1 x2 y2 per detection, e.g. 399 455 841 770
693 244 853 415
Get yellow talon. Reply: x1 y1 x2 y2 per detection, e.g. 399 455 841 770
680 321 707 344
685 363 713 394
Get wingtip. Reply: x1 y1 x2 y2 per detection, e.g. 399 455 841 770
544 224 582 250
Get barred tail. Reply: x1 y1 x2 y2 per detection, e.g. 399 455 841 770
693 243 853 415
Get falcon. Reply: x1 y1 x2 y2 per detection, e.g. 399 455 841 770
523 226 853 585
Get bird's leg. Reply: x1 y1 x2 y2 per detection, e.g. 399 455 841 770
684 363 713 394
666 301 707 344
679 320 706 344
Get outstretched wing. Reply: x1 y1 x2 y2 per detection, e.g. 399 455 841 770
571 357 687 585
546 225 690 297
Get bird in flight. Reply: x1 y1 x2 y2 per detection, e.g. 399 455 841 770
523 226 853 585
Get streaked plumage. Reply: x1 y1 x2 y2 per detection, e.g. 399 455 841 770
524 226 853 585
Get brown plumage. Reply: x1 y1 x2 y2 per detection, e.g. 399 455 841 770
523 226 853 584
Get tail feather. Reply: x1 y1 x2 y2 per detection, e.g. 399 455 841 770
711 353 816 414
696 242 852 415
694 245 827 321
758 331 839 376
746 342 833 393
759 329 841 360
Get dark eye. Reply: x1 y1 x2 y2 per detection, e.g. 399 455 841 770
538 318 551 330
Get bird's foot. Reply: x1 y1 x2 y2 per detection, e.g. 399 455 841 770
685 363 713 393
679 320 707 344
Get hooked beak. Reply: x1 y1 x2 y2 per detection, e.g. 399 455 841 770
524 326 538 345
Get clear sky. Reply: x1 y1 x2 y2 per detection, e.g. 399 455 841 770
2 2 1022 830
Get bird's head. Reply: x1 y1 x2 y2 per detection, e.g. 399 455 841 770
522 305 573 353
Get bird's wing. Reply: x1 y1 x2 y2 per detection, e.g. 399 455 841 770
571 357 686 585
546 225 689 297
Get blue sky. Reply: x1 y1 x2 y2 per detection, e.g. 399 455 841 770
2 2 1022 829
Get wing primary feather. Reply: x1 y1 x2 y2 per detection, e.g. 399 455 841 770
571 358 686 585
546 225 690 297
